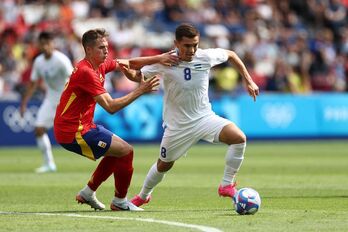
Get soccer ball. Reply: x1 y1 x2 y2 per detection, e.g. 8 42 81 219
233 187 261 215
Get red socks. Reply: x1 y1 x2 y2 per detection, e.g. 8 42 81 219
114 151 134 198
88 156 117 191
87 151 134 198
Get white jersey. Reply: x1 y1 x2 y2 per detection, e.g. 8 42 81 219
141 48 228 130
31 50 73 104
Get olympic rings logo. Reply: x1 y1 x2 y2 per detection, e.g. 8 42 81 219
2 105 38 133
261 103 296 128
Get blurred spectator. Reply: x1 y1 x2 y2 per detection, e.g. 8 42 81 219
266 59 290 92
0 64 4 97
309 50 336 91
111 72 138 93
211 62 241 93
1 0 348 100
324 0 346 48
287 65 312 94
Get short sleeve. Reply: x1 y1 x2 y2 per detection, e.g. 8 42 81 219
205 48 229 67
30 59 40 81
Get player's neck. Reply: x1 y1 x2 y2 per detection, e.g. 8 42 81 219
85 57 99 70
44 52 53 60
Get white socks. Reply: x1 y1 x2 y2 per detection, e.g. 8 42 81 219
36 133 55 167
139 163 166 200
137 143 246 198
221 142 246 187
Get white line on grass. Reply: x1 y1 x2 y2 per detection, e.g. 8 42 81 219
0 211 223 232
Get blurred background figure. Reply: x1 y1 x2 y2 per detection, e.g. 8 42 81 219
20 31 73 173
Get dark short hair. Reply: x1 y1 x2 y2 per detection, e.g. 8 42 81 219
175 23 200 41
82 28 108 49
38 31 54 41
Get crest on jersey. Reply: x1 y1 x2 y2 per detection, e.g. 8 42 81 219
99 73 104 82
193 64 202 69
72 67 78 74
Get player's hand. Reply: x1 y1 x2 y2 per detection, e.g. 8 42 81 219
158 50 179 67
116 59 130 70
19 104 26 118
246 81 259 102
139 74 160 93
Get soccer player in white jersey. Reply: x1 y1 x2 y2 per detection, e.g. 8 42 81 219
20 31 73 173
130 23 259 207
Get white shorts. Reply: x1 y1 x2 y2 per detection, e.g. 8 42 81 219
35 98 57 129
159 114 231 162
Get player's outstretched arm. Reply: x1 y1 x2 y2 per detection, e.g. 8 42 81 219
94 75 160 114
116 59 142 82
128 50 179 70
226 50 260 101
20 80 39 117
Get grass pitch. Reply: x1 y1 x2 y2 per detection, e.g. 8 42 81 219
0 141 347 232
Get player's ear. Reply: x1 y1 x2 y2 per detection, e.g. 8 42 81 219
85 46 92 55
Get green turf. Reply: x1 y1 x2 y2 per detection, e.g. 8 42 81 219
0 141 347 232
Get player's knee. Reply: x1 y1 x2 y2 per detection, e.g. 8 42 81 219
238 132 247 144
34 127 46 137
157 160 174 172
120 144 133 157
109 142 133 157
228 132 246 145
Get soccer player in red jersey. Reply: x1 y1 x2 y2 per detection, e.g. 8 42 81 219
54 28 178 211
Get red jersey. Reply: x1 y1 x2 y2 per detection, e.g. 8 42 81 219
54 59 117 143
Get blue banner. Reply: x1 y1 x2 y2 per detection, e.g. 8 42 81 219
317 94 348 135
94 94 164 142
0 101 55 146
239 94 319 138
1 93 348 146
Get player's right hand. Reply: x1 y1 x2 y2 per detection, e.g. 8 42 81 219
116 59 130 70
246 81 259 102
159 50 179 67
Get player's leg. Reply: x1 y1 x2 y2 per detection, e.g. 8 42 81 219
87 134 133 191
218 122 246 197
107 136 142 211
131 159 175 206
69 126 141 211
72 126 116 210
34 100 56 173
131 129 195 207
73 127 131 191
199 115 246 198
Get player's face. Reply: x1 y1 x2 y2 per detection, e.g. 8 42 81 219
88 37 109 66
39 39 54 59
174 36 199 62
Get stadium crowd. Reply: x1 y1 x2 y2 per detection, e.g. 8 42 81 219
1 0 348 100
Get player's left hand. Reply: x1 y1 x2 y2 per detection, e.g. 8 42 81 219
117 59 130 70
246 81 259 102
159 50 179 67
